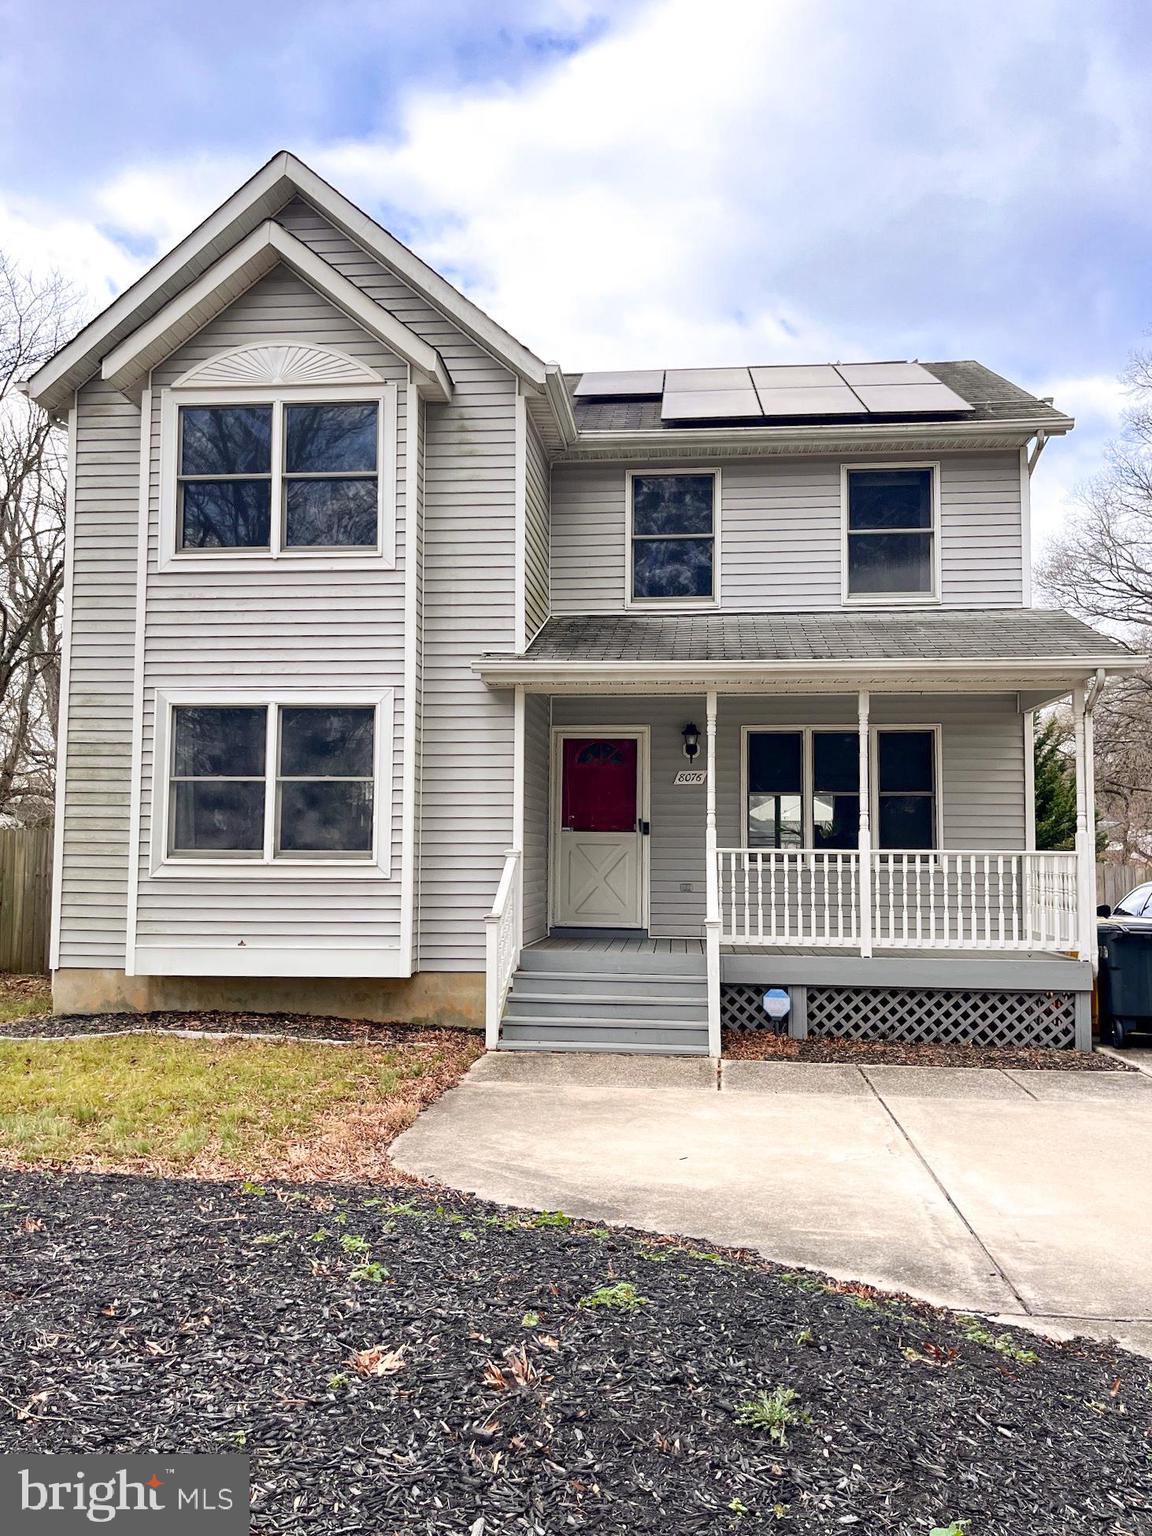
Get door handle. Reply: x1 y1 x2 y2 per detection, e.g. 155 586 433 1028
637 819 650 836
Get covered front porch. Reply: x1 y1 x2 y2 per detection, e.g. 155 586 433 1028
477 609 1135 1054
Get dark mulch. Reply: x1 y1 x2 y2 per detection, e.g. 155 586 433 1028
0 1172 1148 1535
0 1008 468 1045
724 1028 1132 1071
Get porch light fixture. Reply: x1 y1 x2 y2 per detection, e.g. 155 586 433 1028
681 721 701 761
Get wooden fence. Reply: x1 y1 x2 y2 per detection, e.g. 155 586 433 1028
1097 862 1152 910
0 826 53 974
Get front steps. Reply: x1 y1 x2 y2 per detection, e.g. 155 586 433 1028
499 944 710 1054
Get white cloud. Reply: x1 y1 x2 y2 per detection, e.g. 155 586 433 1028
5 0 1150 553
1027 372 1130 552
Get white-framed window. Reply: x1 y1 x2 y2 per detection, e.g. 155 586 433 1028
159 383 397 570
151 689 393 875
741 724 940 850
841 462 940 604
625 468 720 606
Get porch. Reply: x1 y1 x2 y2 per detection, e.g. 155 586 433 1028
477 609 1132 1055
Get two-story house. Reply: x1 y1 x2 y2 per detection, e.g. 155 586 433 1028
23 151 1138 1056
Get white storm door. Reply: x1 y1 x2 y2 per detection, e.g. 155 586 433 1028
554 734 645 928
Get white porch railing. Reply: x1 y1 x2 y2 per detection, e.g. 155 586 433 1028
718 848 1080 952
484 848 522 1047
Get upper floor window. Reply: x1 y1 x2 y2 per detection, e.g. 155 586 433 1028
844 465 937 602
178 399 380 552
629 471 717 603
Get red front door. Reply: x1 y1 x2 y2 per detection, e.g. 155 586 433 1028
555 735 644 927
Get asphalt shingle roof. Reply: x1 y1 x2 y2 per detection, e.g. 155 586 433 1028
516 609 1131 665
566 361 1069 433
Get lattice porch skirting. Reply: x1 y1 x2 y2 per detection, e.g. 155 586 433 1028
721 983 1077 1049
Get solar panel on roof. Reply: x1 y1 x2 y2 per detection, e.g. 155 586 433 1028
750 364 843 389
572 369 665 397
661 388 763 420
836 362 937 386
663 367 753 391
851 382 973 413
753 383 865 416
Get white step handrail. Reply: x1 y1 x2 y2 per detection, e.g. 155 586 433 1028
484 848 522 1047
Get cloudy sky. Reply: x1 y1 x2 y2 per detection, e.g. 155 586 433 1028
2 0 1149 549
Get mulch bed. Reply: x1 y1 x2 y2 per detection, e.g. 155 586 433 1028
724 1028 1133 1071
0 1008 473 1046
0 1172 1148 1535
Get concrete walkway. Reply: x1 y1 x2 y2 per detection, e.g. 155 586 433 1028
392 1053 1152 1356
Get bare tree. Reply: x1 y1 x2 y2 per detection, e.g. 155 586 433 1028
0 255 77 826
1038 356 1152 858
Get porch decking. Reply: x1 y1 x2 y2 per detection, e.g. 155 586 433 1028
528 933 1080 964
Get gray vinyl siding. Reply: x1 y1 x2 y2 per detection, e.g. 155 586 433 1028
548 693 1026 937
131 267 408 964
271 201 519 972
522 694 550 944
56 380 141 968
550 452 1023 614
524 417 550 640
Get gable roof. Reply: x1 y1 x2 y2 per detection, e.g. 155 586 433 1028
23 151 546 417
100 220 451 403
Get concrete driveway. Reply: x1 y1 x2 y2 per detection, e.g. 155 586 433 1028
392 1052 1152 1355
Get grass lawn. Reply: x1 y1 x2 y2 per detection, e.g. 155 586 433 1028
0 973 51 1023
0 1030 481 1181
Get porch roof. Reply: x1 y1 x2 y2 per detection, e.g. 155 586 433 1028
477 608 1141 694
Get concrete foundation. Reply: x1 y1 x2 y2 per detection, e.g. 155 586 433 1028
51 968 484 1030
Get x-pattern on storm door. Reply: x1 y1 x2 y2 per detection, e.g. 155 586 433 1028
553 734 647 928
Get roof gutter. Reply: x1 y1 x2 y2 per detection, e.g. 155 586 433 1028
475 654 1142 687
558 415 1074 459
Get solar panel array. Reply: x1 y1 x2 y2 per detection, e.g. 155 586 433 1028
571 362 973 421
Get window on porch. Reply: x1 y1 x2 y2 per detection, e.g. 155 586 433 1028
745 727 937 849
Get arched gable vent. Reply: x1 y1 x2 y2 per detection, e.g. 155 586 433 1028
173 342 383 390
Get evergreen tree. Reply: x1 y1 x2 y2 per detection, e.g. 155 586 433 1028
1033 718 1078 850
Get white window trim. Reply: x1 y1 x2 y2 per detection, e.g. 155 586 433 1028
149 687 394 878
740 723 943 849
624 466 722 610
840 461 942 607
158 382 398 572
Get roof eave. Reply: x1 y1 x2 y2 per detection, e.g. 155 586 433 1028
559 415 1073 459
474 653 1142 692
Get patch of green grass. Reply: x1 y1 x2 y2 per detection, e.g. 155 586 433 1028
675 1245 730 1266
930 1523 970 1536
338 1233 370 1255
734 1387 811 1446
327 1372 350 1390
521 1310 541 1328
252 1230 291 1246
0 1035 449 1173
578 1281 649 1313
638 1247 669 1263
530 1210 572 1228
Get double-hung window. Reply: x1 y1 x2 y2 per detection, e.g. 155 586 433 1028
745 727 937 850
629 471 717 602
844 465 937 601
170 390 390 560
165 698 387 865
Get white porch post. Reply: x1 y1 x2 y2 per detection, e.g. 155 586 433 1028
1072 684 1093 962
857 689 873 958
704 688 722 1056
